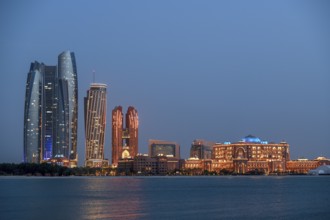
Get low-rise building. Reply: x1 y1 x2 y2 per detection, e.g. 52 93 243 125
127 154 181 175
149 140 180 159
190 140 214 159
212 135 290 174
286 157 330 174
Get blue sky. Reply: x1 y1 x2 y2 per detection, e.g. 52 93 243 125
0 0 329 165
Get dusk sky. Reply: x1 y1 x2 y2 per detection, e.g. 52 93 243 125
0 0 329 165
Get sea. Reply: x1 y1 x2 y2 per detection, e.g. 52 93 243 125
0 176 329 220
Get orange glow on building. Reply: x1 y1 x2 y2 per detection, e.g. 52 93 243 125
212 135 290 174
112 106 139 166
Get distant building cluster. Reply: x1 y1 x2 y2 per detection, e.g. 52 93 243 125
117 135 330 175
23 51 140 168
23 51 329 174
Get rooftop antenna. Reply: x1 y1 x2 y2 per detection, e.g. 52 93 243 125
92 70 96 83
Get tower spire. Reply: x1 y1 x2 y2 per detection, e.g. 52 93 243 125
92 70 96 83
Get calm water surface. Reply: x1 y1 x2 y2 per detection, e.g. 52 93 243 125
0 176 329 219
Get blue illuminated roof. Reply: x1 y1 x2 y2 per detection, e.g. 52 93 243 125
241 135 261 143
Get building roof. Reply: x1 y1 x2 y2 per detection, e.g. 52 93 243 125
241 135 261 143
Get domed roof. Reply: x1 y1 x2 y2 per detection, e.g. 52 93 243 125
241 135 261 143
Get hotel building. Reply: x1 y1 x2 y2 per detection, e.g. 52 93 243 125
212 135 290 174
84 83 108 167
182 135 290 174
112 106 139 166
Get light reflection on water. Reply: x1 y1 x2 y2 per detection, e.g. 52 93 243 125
78 177 147 219
1 176 330 220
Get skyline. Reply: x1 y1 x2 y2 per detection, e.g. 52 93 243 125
0 1 329 165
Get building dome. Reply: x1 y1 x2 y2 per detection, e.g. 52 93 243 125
241 135 261 143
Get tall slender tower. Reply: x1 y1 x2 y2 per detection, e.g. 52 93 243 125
126 107 139 159
111 106 139 166
112 106 123 166
42 65 57 160
84 83 108 167
24 62 44 163
57 51 78 162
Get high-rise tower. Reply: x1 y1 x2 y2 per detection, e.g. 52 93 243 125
24 62 44 163
112 106 123 166
112 106 139 166
43 65 57 160
23 51 78 166
84 83 108 167
126 107 139 159
56 51 78 162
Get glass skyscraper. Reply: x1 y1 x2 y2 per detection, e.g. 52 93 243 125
23 51 78 165
42 65 57 160
56 51 78 161
84 83 108 167
24 62 44 163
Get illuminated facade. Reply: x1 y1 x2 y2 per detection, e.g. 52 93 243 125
182 158 212 175
23 51 78 166
24 62 45 163
286 157 330 174
212 135 290 174
148 139 180 159
117 154 181 175
190 139 214 159
43 65 57 160
112 106 138 166
56 51 78 164
84 83 108 167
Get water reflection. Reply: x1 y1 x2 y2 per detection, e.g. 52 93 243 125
77 177 147 219
1 176 329 219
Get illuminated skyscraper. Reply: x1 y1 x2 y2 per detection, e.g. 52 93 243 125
84 83 108 167
126 106 139 159
23 51 78 166
24 62 44 163
112 106 123 166
56 51 78 163
42 65 57 160
112 106 139 166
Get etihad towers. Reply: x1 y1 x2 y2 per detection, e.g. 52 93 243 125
57 51 78 161
23 51 78 166
24 62 47 163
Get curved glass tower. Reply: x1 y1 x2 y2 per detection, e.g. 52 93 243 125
24 62 43 163
57 51 78 160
